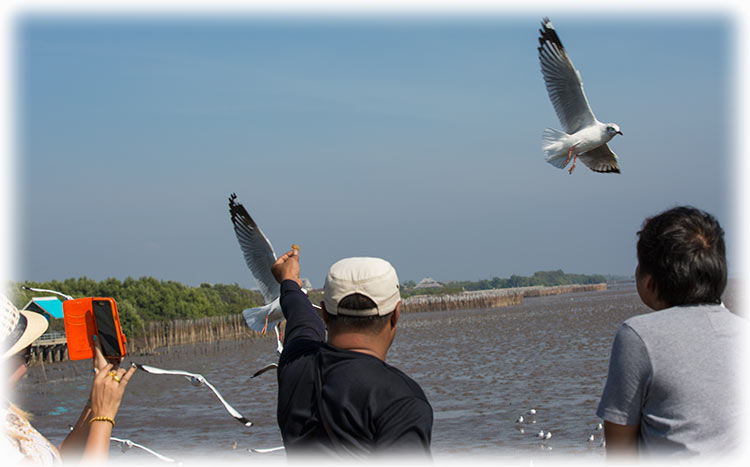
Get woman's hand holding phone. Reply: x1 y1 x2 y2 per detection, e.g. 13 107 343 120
90 336 135 419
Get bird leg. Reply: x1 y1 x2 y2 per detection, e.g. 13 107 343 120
568 153 578 174
563 146 574 167
261 314 269 334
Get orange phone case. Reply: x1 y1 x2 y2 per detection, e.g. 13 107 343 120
62 297 127 360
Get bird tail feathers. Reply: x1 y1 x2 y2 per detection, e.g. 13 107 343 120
542 128 571 169
241 303 274 333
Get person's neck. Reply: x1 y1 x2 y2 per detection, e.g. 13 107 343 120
327 332 388 361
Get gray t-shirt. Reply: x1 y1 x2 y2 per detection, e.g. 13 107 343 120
597 304 747 457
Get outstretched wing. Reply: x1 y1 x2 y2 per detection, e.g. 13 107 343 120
250 446 285 453
136 363 253 427
538 18 597 134
229 194 279 304
135 363 200 378
251 363 278 378
201 378 253 426
579 144 621 174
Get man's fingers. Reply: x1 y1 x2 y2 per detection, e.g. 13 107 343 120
273 250 299 268
281 250 298 260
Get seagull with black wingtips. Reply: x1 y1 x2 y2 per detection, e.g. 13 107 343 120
538 17 623 174
228 193 320 355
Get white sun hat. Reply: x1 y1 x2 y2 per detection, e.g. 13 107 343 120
1 293 49 359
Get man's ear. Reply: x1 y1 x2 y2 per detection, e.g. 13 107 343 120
644 273 658 295
321 302 328 324
390 302 401 328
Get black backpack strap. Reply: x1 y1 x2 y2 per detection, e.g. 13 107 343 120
313 351 343 450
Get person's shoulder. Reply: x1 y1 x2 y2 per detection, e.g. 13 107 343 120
380 363 429 400
624 303 745 339
322 347 429 400
624 304 704 327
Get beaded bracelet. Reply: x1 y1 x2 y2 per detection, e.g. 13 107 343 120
89 416 115 428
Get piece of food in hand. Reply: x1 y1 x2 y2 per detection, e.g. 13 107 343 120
291 244 300 252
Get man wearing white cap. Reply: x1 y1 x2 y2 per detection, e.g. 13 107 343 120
271 250 432 457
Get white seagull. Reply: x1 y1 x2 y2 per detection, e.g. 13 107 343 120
110 436 176 463
229 193 284 339
538 17 622 174
229 194 321 354
135 363 253 427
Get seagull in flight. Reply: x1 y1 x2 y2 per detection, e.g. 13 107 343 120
135 363 253 427
538 17 622 174
229 193 284 337
228 193 320 354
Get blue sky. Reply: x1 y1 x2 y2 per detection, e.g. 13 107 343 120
11 12 739 289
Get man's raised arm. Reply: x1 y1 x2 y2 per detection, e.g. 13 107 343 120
272 249 325 344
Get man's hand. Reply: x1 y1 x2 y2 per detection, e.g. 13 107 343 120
272 249 302 287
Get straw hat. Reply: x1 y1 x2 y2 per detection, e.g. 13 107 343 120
1 293 49 359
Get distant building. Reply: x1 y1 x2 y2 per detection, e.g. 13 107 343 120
22 296 64 319
414 277 443 289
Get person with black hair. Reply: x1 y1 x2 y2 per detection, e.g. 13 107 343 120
271 250 432 458
597 206 747 458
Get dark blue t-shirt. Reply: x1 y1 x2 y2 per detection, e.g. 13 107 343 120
276 280 433 457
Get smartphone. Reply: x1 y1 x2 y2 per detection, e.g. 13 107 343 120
62 297 127 361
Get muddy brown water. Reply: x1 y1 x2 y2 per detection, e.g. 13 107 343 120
14 283 743 463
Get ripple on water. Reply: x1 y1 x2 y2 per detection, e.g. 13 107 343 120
17 283 711 461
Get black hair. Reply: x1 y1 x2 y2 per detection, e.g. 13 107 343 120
637 206 727 307
325 293 392 335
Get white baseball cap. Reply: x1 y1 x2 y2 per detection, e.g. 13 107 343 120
323 257 400 316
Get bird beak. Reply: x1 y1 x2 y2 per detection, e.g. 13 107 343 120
617 131 623 135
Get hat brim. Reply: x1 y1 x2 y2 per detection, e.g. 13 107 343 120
3 309 49 359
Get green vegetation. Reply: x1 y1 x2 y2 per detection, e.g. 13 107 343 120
6 277 264 338
400 270 607 298
6 270 608 337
